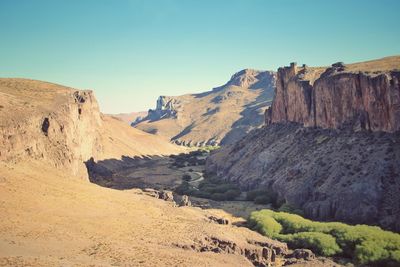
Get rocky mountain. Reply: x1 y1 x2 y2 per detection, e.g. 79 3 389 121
207 56 400 232
133 69 276 146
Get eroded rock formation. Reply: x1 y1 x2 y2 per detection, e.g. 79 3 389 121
270 62 400 132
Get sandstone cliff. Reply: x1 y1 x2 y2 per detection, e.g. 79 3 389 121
207 56 400 232
269 56 400 132
0 79 182 179
133 69 276 146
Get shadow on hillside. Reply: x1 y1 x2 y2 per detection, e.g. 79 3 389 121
85 154 173 190
85 154 270 221
220 85 274 145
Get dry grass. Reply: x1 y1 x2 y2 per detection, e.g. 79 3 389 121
0 160 269 266
345 55 400 73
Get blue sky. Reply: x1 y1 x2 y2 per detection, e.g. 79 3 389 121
1 0 399 113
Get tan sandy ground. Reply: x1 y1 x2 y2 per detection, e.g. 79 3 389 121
0 160 278 267
108 111 148 125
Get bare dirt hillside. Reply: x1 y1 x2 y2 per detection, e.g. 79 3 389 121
133 69 276 146
100 114 182 159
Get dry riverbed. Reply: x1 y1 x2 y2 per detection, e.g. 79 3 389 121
86 150 272 220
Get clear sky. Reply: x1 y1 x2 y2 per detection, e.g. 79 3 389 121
1 0 399 113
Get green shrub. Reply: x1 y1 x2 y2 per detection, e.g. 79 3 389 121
249 210 282 237
210 193 227 201
193 191 211 199
246 189 279 207
224 189 241 200
175 175 241 201
254 195 272 204
278 203 304 216
246 189 267 201
279 232 341 256
248 209 400 266
182 174 192 181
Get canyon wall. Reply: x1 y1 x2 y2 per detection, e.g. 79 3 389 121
207 57 400 231
269 62 400 132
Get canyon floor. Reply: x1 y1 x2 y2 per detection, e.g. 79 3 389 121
86 152 273 219
0 159 337 267
0 160 266 267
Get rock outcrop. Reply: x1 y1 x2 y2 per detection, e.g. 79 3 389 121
269 60 400 132
0 79 103 179
0 78 182 180
179 195 192 207
133 69 276 146
207 56 400 232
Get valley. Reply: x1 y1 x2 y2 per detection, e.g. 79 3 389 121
85 148 273 219
1 56 400 267
2 2 400 266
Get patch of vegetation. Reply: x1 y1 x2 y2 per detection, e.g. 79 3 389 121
175 174 241 201
170 150 209 168
278 203 304 216
182 174 192 181
248 209 400 266
199 145 220 153
246 189 279 207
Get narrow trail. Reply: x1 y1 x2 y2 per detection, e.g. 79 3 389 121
188 172 204 188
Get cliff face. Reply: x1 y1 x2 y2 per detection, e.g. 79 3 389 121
0 79 103 179
133 69 276 146
270 62 400 132
0 79 182 179
207 56 400 231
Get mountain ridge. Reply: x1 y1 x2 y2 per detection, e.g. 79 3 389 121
133 69 276 146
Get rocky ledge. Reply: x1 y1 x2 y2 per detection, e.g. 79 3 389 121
268 62 400 132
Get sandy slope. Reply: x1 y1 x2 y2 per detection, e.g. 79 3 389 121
100 115 183 160
0 161 268 266
108 111 148 125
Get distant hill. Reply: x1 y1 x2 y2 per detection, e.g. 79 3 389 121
133 69 276 146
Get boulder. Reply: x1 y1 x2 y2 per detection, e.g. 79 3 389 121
288 249 315 260
179 195 191 207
